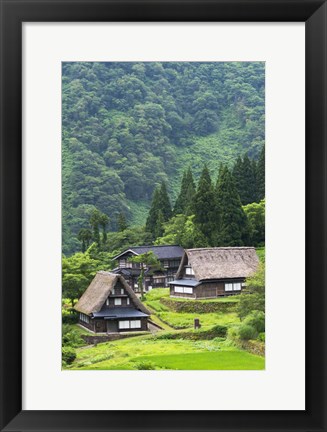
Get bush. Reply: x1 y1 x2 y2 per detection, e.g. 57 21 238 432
134 360 156 370
243 311 265 333
238 324 258 341
258 332 265 342
62 312 79 325
62 325 84 347
62 347 76 365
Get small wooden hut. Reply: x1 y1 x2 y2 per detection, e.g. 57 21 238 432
74 271 150 333
169 247 259 299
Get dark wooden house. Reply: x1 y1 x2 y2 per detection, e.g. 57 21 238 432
74 271 151 333
169 247 259 299
112 245 184 292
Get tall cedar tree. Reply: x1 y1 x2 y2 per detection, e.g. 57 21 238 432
193 165 218 245
233 154 258 205
117 212 128 232
145 182 172 239
174 167 196 215
216 166 250 246
257 145 265 200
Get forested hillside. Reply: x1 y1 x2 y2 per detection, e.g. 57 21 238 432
62 62 265 255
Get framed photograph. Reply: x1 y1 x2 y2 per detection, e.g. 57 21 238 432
0 0 326 431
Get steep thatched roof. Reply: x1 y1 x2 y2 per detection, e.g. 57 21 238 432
176 247 259 281
74 271 150 316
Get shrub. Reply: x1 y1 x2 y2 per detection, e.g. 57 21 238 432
62 311 79 325
238 324 258 341
62 325 84 347
258 332 265 342
62 347 76 365
134 360 156 370
210 324 228 337
244 311 265 333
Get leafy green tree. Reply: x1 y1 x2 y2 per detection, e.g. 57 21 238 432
193 165 217 245
62 252 100 306
128 251 161 299
237 262 265 320
77 228 92 252
216 165 249 246
243 199 265 246
174 167 196 215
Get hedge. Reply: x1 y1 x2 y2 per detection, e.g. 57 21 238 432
153 324 227 341
160 298 238 313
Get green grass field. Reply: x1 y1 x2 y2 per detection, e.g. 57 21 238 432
68 334 264 370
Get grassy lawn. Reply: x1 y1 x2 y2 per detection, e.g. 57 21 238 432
157 311 240 329
67 334 264 370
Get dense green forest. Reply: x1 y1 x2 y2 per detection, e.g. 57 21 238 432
62 61 265 255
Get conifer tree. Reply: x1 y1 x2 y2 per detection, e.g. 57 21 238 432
193 165 218 245
257 145 265 200
145 181 172 239
117 212 128 232
233 154 258 205
174 167 196 215
145 187 161 236
216 165 250 246
158 181 172 221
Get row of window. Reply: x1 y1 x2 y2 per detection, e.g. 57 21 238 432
118 320 141 329
112 288 125 295
119 260 140 269
174 286 193 294
80 313 90 323
225 282 242 291
106 297 130 306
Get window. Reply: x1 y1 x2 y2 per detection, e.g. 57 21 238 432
114 298 122 306
80 313 89 323
225 282 241 292
127 298 130 305
170 260 180 268
118 320 141 329
130 320 141 329
121 288 124 295
185 266 194 275
106 298 109 306
119 259 126 268
112 288 115 295
119 320 130 329
174 286 193 294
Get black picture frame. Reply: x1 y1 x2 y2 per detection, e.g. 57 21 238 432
0 0 326 431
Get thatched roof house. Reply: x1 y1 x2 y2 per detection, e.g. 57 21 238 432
169 247 259 299
112 245 184 291
75 271 150 333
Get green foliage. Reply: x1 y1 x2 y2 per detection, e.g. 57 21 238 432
129 251 161 298
243 199 265 246
257 145 265 200
146 182 172 239
238 324 258 341
233 154 258 205
243 311 265 333
193 165 217 244
62 312 79 325
174 167 196 215
117 212 128 231
237 263 265 320
62 62 265 254
62 324 85 347
133 360 156 370
216 165 249 246
62 346 77 365
62 251 100 306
